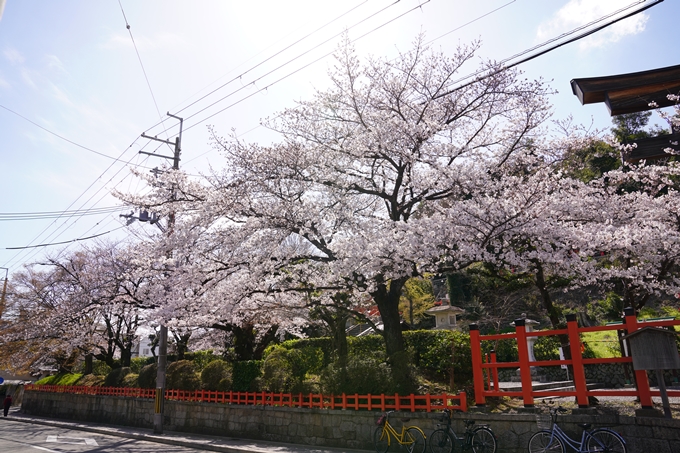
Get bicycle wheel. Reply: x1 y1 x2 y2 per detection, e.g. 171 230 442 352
586 429 627 453
428 429 453 453
471 427 497 453
374 426 390 453
405 427 426 453
528 430 565 453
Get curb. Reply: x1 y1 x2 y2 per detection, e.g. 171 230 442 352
4 413 251 453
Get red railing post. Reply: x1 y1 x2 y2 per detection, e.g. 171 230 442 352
469 324 486 406
490 350 499 391
514 318 534 407
567 314 589 407
624 307 654 408
460 391 467 412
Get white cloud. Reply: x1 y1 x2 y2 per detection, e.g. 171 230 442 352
4 47 25 65
537 0 648 50
20 67 37 89
45 55 67 75
0 75 9 90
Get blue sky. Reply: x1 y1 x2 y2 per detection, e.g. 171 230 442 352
0 0 678 276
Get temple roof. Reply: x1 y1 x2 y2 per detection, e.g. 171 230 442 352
571 64 680 116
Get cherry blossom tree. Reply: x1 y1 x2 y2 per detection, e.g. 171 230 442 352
122 36 553 390
0 241 149 370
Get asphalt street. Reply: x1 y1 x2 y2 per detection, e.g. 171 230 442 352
0 418 208 453
0 408 372 453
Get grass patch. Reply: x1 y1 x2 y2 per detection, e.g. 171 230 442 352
582 331 620 358
35 373 83 386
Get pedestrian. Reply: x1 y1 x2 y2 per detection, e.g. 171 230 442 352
3 393 11 417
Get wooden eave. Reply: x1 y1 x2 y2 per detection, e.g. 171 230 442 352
624 132 680 163
571 64 680 116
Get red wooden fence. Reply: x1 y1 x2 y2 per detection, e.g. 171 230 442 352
24 384 466 413
470 308 680 408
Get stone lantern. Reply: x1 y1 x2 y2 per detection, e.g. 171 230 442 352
425 304 465 331
511 314 541 375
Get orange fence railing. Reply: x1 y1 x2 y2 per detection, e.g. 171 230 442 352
469 308 680 409
24 384 466 412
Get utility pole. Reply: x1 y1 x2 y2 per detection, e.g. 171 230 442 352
140 113 182 434
0 267 8 320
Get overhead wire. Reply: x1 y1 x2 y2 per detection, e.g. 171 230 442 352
182 0 521 165
152 0 372 130
0 206 127 221
432 0 661 99
183 0 433 132
117 0 168 143
4 226 127 250
1 139 146 269
149 0 411 136
0 103 139 164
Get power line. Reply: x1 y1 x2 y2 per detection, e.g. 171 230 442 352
184 0 433 132
0 140 144 270
118 0 166 137
161 0 372 125
150 0 411 136
433 0 662 99
4 226 126 250
0 103 133 163
425 0 516 46
183 0 520 164
0 206 126 221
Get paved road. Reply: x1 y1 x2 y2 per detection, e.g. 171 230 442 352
0 418 206 453
1 408 371 453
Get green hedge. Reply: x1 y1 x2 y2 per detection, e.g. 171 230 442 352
270 330 475 388
232 360 262 392
166 360 201 390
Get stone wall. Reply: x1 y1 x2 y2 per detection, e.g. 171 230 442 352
498 363 680 388
21 391 680 453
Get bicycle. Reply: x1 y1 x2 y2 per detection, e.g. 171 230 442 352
428 408 497 453
374 410 427 453
528 406 627 453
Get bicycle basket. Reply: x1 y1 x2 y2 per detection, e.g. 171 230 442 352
535 414 552 430
377 415 386 426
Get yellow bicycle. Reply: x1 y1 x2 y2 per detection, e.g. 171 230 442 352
374 410 426 453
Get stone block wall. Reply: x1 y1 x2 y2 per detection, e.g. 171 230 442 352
21 391 680 453
498 363 679 388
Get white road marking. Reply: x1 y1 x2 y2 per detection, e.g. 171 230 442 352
31 446 60 453
46 435 99 446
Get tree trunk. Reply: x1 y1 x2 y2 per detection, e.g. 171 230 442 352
120 347 132 368
371 275 414 393
83 353 93 375
372 276 406 357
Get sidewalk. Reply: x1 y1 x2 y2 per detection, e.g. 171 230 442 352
3 408 372 453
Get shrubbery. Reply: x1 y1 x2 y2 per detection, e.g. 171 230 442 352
29 330 480 394
200 359 231 391
166 360 201 390
320 355 394 394
232 360 262 392
122 373 139 388
137 363 157 388
104 367 131 387
130 357 155 374
185 350 219 372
